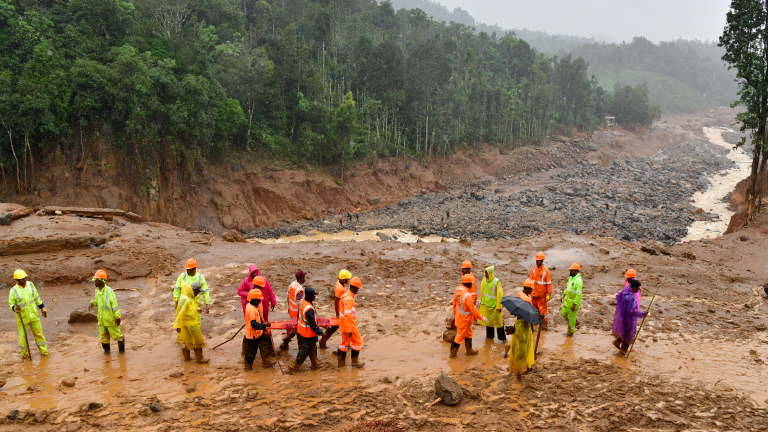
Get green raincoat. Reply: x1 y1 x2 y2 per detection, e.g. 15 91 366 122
478 266 504 328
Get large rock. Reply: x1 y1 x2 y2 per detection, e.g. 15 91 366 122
434 373 463 406
442 329 457 343
231 230 247 243
0 213 11 225
68 310 98 324
367 197 381 205
375 232 392 242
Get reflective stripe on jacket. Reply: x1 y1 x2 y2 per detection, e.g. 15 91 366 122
529 265 552 298
9 282 42 323
90 285 121 326
339 291 357 332
298 300 317 338
288 281 304 318
563 274 583 310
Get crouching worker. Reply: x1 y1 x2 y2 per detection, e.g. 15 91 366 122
289 287 324 373
173 282 209 364
450 274 488 358
244 289 275 370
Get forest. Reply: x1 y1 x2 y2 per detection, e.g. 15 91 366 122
0 0 656 194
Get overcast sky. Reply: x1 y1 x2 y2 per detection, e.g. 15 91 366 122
435 0 731 43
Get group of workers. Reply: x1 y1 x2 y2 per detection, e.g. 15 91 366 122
8 252 647 379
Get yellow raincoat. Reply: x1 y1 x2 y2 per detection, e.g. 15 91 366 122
509 318 535 374
478 266 504 328
173 283 205 349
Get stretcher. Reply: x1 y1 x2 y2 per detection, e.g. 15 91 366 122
269 317 338 331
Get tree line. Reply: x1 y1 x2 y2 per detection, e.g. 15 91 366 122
0 0 658 195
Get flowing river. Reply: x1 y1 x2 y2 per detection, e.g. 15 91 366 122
681 127 752 242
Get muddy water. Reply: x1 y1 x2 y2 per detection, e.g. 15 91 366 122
249 229 457 244
682 127 752 242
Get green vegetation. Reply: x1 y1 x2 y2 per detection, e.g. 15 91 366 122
0 0 615 194
606 83 661 130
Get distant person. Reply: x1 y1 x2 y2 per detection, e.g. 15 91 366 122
508 279 536 380
478 266 506 342
560 263 583 336
339 216 343 227
529 253 552 330
9 269 48 358
612 280 646 356
450 274 487 358
355 213 359 222
174 259 210 325
89 270 125 354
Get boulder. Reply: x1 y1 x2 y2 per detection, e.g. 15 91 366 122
68 310 98 324
61 378 75 387
640 245 658 256
7 410 19 420
375 232 392 242
34 411 48 422
367 197 381 205
149 400 162 412
0 213 11 225
87 402 103 411
587 143 599 151
598 247 610 255
222 232 235 242
442 329 457 343
231 230 246 243
434 374 463 406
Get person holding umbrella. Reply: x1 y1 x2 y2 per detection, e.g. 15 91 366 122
500 280 541 380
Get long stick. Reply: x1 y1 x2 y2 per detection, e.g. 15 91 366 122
269 333 285 375
17 311 31 361
212 324 245 350
626 283 661 360
533 312 543 359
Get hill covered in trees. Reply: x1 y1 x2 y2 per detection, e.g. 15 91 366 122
393 0 738 114
0 0 658 196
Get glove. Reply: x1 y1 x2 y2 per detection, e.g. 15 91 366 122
546 295 551 301
270 305 275 312
14 305 21 313
571 304 575 311
116 318 121 326
482 317 488 323
266 322 271 328
176 328 181 334
41 308 48 318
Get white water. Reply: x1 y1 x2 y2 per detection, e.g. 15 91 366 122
681 127 752 242
249 228 458 244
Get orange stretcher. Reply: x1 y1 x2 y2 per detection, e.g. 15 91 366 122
269 317 338 330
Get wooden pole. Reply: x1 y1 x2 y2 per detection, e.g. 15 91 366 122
533 312 543 359
212 324 245 350
17 311 31 361
626 283 661 360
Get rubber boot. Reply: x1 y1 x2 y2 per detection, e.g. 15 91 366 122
350 350 365 368
287 361 300 375
259 338 277 368
318 328 332 349
241 338 247 357
542 318 548 331
117 338 125 354
465 338 478 356
244 362 253 371
449 342 460 358
309 346 321 370
337 350 347 368
194 348 210 364
182 348 193 361
102 343 111 354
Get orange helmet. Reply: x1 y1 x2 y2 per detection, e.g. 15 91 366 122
252 276 265 287
523 279 535 289
535 252 545 261
570 262 581 271
185 258 198 269
461 274 475 284
247 289 263 301
625 269 637 278
350 277 362 288
93 270 108 281
461 260 472 269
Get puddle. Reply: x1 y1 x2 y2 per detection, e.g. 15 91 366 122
681 127 752 242
249 229 458 244
518 247 598 270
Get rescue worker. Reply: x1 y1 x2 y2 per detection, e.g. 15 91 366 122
508 281 535 380
237 265 276 321
447 261 478 330
288 287 324 373
561 263 583 336
517 278 535 302
9 269 48 358
450 274 488 358
478 266 506 342
279 270 307 351
244 289 275 370
88 270 125 354
612 279 646 356
318 269 351 349
624 269 642 306
173 282 209 364
529 252 552 330
338 277 364 368
173 259 210 325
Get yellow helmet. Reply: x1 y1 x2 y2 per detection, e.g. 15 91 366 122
13 269 28 280
338 269 352 280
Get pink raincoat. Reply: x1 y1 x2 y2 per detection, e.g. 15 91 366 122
238 265 276 321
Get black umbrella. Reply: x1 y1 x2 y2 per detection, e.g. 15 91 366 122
501 296 542 325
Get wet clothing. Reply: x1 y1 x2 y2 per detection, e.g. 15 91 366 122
452 286 484 344
509 319 535 375
174 271 209 325
463 272 478 304
91 285 124 343
624 278 642 306
560 274 583 335
612 286 646 344
324 281 347 339
297 300 324 340
516 290 533 304
339 291 362 352
9 281 47 357
173 283 205 350
238 266 276 321
245 302 270 340
529 265 552 322
478 266 504 328
244 335 272 368
287 280 305 319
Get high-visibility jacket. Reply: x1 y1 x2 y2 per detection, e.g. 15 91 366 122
173 272 210 307
516 290 533 304
453 286 484 329
529 265 552 298
563 274 583 310
333 281 346 317
297 300 317 338
245 303 265 340
464 272 478 303
480 277 502 309
90 285 121 327
339 291 357 332
288 281 304 318
9 282 43 323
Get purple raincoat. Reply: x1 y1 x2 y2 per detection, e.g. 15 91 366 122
237 265 276 321
612 286 645 344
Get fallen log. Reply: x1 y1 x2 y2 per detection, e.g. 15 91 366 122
10 206 34 220
41 206 143 222
0 236 106 256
